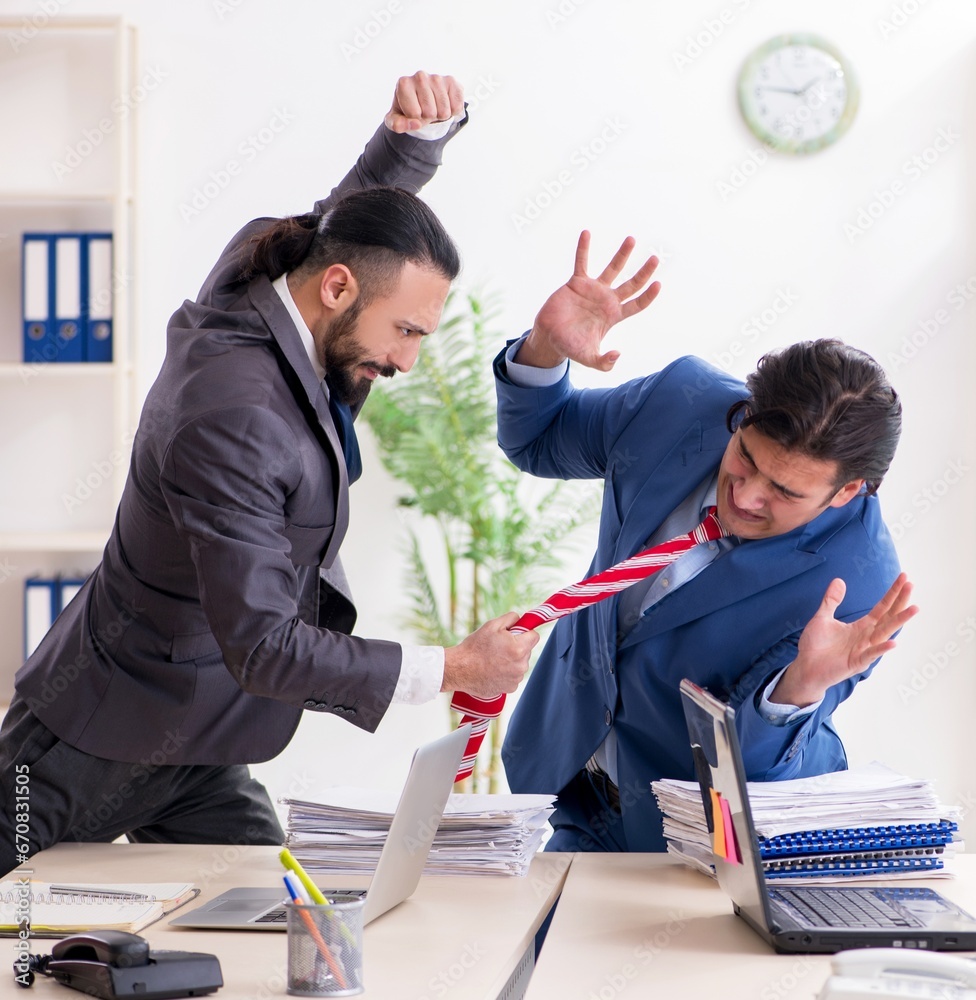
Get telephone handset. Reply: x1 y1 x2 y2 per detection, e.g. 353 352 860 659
52 929 151 967
818 948 976 1000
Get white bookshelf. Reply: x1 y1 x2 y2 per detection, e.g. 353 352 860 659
0 17 136 699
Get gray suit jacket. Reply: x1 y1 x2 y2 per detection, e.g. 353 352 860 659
16 122 462 765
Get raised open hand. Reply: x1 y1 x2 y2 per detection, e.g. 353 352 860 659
518 231 661 371
769 572 919 708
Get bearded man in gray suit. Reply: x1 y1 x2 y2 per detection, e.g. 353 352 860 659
0 72 537 874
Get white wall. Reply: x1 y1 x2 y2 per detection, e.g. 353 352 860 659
6 0 974 835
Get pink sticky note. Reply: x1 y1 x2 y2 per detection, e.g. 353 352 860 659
719 795 742 865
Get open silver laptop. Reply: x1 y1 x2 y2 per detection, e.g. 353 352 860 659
679 679 976 954
170 724 470 930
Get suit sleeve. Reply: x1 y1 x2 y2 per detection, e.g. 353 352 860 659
159 404 401 732
199 118 466 302
493 342 676 481
313 117 466 214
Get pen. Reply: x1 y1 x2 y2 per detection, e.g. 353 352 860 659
279 848 329 906
282 875 348 991
49 886 152 901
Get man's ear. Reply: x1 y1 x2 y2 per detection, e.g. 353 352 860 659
318 264 359 314
828 479 866 509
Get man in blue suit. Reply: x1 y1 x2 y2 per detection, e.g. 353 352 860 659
499 232 917 852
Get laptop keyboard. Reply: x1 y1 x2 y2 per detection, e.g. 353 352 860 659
770 887 924 929
253 890 369 923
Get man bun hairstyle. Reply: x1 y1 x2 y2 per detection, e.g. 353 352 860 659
244 186 461 306
726 339 902 496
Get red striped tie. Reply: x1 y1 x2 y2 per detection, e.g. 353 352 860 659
450 508 728 781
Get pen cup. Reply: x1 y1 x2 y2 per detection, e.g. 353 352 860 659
285 899 365 997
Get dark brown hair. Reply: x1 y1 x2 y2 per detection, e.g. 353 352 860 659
726 339 902 496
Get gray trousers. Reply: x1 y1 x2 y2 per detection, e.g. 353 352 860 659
0 694 283 877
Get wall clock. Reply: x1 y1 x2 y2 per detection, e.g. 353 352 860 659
737 33 859 154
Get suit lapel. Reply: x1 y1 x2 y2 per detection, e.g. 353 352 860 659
611 419 729 562
617 537 824 650
247 274 349 567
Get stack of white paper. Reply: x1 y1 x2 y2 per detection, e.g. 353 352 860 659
281 791 555 877
652 762 963 884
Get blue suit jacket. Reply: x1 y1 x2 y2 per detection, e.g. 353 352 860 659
498 350 900 851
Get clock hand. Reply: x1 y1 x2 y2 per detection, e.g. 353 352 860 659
795 75 824 95
757 76 824 97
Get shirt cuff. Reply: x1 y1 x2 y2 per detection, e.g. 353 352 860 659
406 110 467 141
391 645 445 705
504 334 569 388
758 665 823 726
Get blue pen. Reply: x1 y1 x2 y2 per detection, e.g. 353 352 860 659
281 875 349 989
283 872 310 904
283 874 357 954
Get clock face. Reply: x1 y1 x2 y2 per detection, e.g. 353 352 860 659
738 33 859 154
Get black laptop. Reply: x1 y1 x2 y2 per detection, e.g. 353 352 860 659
678 678 976 953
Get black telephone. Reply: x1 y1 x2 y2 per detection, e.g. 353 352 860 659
16 929 222 999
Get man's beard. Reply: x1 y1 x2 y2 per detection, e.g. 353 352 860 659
320 306 395 407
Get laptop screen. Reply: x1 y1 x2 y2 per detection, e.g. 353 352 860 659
679 679 776 936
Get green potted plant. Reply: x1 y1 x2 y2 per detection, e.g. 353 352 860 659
360 289 600 791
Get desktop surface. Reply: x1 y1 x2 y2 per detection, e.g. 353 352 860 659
15 845 976 999
525 853 976 1000
10 842 570 1000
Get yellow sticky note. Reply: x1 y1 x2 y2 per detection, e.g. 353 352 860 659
709 787 727 859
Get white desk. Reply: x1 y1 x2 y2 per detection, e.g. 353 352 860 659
11 843 571 999
526 853 976 999
16 846 976 998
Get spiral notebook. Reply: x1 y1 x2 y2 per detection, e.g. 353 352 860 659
0 881 198 937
